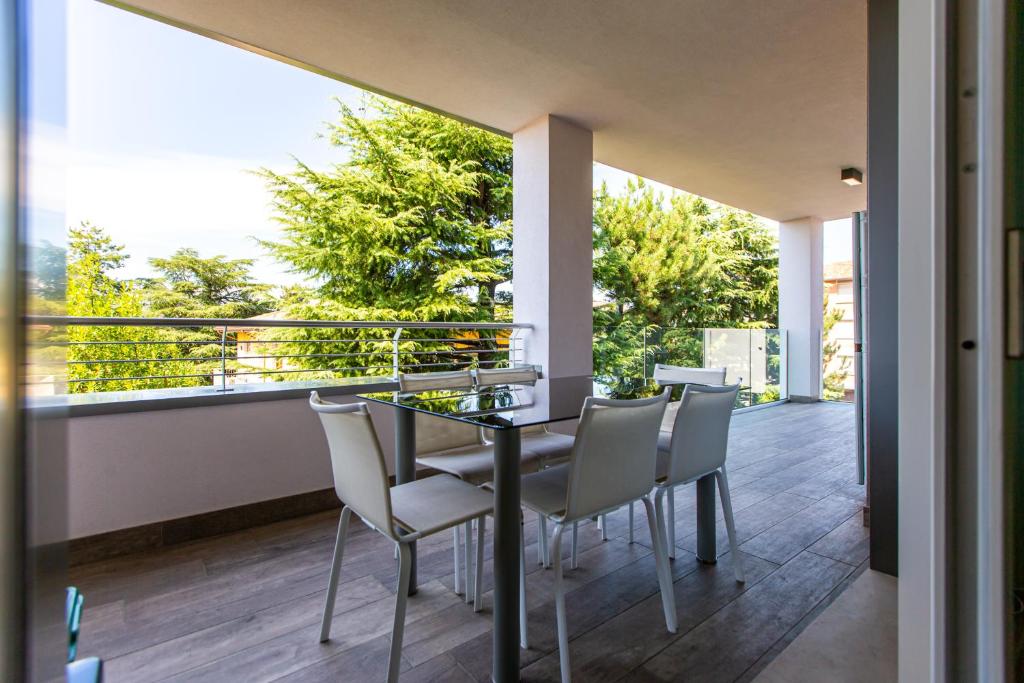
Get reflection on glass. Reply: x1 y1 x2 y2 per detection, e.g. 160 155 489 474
363 375 677 429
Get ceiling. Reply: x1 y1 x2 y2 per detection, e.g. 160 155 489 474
114 0 867 221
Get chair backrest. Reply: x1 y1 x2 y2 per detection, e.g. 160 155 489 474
397 370 483 452
664 383 740 484
653 364 727 385
399 369 474 392
309 392 396 539
564 388 669 521
415 412 484 453
474 365 539 386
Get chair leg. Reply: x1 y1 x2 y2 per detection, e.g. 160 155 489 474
388 542 413 683
463 520 474 604
538 512 549 567
628 502 635 544
519 516 529 648
570 521 579 570
716 467 746 583
551 524 572 682
453 525 463 596
654 489 670 566
642 496 678 633
667 485 677 560
319 507 351 643
600 514 608 541
474 516 486 612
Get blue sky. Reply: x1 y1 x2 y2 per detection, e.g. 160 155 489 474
27 0 850 287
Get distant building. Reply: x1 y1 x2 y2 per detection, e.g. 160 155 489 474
823 261 855 399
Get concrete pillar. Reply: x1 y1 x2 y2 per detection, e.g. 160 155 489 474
778 217 824 401
512 115 593 378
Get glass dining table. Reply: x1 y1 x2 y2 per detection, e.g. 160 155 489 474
359 374 722 682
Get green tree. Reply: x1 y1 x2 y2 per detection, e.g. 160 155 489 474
31 240 67 303
259 95 512 321
592 178 779 377
144 248 275 318
256 96 514 377
593 179 720 328
65 223 211 393
706 209 779 327
822 294 851 401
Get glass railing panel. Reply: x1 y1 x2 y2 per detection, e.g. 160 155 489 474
593 325 788 409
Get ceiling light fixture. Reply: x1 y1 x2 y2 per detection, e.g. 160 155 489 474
841 167 863 186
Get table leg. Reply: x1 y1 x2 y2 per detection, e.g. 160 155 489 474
696 473 718 564
492 428 521 682
395 408 418 594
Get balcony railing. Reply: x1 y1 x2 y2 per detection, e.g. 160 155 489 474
594 325 788 407
25 316 530 396
25 316 787 409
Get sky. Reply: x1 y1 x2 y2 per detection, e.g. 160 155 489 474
26 0 851 288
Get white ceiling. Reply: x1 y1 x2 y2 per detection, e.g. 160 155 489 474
115 0 867 221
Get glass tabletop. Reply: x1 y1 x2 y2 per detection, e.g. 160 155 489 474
358 375 689 429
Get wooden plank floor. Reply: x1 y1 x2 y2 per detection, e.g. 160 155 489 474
71 401 864 682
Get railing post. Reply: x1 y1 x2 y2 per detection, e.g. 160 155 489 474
509 329 520 367
392 328 403 380
219 325 228 393
642 327 648 379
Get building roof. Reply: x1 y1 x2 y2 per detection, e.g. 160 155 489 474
824 261 854 282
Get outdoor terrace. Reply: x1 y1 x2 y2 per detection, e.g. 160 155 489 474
70 400 862 682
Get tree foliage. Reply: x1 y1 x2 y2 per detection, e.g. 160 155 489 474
259 96 512 321
592 178 779 378
253 96 515 377
143 248 274 318
65 223 215 393
822 294 851 401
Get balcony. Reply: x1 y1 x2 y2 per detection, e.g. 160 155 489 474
69 399 863 682
25 316 882 680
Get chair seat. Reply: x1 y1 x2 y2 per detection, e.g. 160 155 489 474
520 430 575 464
417 443 544 485
390 474 494 537
519 462 570 519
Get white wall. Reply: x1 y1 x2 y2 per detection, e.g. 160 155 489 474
779 217 824 400
65 396 396 539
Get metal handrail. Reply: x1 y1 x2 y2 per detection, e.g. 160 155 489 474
25 315 528 330
26 316 530 396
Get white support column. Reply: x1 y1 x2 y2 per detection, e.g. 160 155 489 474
778 216 824 401
512 115 593 378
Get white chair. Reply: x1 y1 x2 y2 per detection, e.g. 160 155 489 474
652 363 728 385
655 383 745 582
518 389 675 682
399 371 535 632
475 366 575 467
632 364 726 551
476 366 578 568
310 392 494 683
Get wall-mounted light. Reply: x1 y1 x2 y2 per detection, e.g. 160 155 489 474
841 167 863 186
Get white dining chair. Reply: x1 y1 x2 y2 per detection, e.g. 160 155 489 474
518 389 675 682
476 365 577 569
633 364 726 552
398 370 532 638
652 363 728 385
475 365 575 466
654 383 745 582
310 392 494 683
